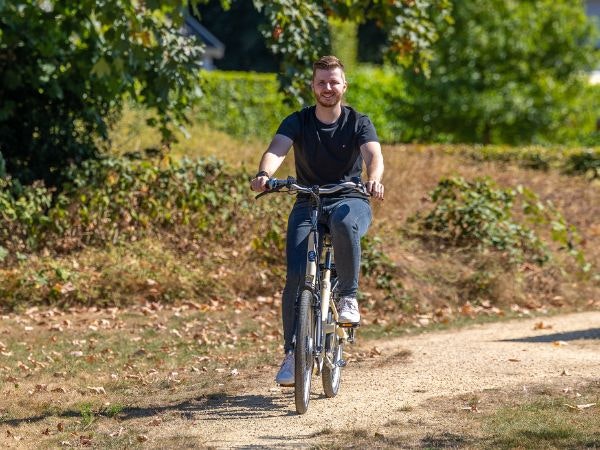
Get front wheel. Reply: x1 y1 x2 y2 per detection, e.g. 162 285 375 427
295 289 314 414
322 308 343 398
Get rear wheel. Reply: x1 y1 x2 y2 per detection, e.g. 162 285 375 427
295 289 314 414
322 308 343 398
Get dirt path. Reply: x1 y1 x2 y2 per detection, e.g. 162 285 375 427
152 311 600 448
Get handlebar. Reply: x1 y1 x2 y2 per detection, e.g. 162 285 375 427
256 176 369 199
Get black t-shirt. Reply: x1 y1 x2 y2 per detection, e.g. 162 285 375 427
276 105 378 198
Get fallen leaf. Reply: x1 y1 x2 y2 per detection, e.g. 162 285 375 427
533 321 552 330
576 403 596 410
137 434 148 442
370 346 382 357
87 386 106 394
109 427 124 437
553 341 568 347
508 358 520 362
57 422 64 432
148 418 162 426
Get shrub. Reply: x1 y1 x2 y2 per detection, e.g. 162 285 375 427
195 71 294 141
346 66 410 143
0 156 293 263
402 0 599 145
420 176 587 268
196 67 411 144
0 1 203 185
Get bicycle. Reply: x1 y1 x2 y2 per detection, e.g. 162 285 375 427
257 177 367 414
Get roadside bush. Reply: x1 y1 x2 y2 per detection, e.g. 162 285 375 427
0 156 292 263
418 176 587 268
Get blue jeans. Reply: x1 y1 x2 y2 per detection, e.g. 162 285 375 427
281 197 372 353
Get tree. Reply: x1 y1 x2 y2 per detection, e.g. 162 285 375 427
255 0 452 104
402 0 599 144
0 0 451 185
0 0 204 185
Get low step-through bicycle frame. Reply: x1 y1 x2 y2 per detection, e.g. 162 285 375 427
257 177 366 413
301 196 352 376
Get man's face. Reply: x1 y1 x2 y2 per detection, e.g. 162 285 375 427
311 68 347 108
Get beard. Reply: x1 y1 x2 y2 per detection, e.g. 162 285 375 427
314 90 343 108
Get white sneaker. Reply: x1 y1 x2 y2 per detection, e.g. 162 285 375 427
338 296 361 323
275 352 294 386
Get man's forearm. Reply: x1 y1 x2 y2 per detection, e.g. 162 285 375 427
257 151 284 177
366 152 384 182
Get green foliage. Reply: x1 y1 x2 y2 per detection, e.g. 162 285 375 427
0 0 204 185
79 403 95 429
420 177 587 267
195 71 294 140
402 0 600 145
255 0 452 104
564 149 600 179
328 18 358 72
196 67 410 143
361 235 401 292
0 155 294 265
345 66 410 143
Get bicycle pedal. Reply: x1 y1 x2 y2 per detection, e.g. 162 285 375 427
337 322 360 328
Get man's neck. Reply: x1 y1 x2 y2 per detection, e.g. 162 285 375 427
314 104 342 124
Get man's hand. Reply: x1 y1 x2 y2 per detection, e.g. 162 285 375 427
251 175 269 192
365 180 384 200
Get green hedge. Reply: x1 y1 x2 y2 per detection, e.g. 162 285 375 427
195 67 409 143
345 65 411 143
195 68 599 148
196 71 293 141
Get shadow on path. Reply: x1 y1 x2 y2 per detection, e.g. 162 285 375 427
1 391 295 428
499 328 600 343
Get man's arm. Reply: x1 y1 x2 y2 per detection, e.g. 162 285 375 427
360 141 384 200
250 134 293 192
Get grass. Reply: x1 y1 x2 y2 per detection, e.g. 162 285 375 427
0 299 281 448
2 114 600 447
312 383 600 449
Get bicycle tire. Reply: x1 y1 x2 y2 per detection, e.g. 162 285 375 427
322 308 343 398
294 289 314 414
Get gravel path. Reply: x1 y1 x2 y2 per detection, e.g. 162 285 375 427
154 311 600 448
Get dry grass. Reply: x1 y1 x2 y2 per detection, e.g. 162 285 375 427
3 119 600 446
313 381 600 449
0 298 281 448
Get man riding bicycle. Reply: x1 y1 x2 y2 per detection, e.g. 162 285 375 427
250 55 385 386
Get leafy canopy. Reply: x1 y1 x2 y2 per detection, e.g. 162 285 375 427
402 0 599 144
253 0 452 104
0 0 450 184
0 0 205 185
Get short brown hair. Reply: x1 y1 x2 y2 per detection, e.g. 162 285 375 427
312 55 345 79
